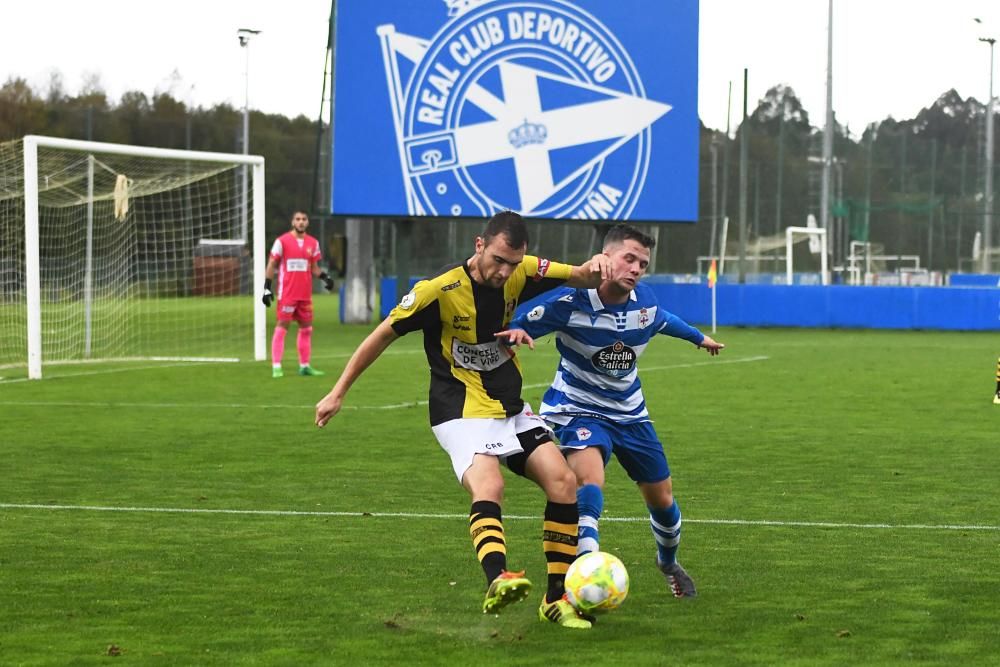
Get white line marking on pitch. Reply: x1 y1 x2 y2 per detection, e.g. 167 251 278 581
0 362 219 385
0 356 769 410
0 503 995 532
0 350 426 385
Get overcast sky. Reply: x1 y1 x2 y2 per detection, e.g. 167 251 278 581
3 1 999 135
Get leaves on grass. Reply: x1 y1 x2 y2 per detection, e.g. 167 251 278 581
836 629 851 638
794 614 806 621
106 644 122 656
384 618 401 630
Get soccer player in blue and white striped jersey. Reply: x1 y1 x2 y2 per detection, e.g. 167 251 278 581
498 223 724 598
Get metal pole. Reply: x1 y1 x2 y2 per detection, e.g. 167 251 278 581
721 82 732 253
835 161 843 265
738 69 748 283
776 111 784 235
719 216 730 277
864 124 874 243
23 137 43 379
709 136 719 259
981 37 996 273
311 5 335 213
785 227 794 285
958 144 967 269
252 161 267 361
241 44 249 242
753 161 760 240
821 0 834 258
238 28 261 242
928 138 937 270
85 155 94 358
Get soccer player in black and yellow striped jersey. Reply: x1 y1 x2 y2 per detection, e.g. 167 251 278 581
316 211 610 629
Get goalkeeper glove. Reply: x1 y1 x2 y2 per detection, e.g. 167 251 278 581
319 271 334 291
262 278 274 307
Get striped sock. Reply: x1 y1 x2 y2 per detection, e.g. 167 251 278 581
469 501 506 585
649 501 682 567
542 501 578 603
576 483 603 556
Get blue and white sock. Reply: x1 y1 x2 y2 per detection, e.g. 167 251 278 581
649 501 682 566
576 483 603 556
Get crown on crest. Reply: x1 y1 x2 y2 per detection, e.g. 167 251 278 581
444 0 491 17
508 119 548 148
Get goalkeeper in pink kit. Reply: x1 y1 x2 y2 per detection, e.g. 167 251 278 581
262 210 334 378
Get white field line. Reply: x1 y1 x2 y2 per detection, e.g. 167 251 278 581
0 400 420 410
0 361 219 385
0 349 426 385
0 502 996 532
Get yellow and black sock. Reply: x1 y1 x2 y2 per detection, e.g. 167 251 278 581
470 500 506 585
542 500 579 603
995 358 999 395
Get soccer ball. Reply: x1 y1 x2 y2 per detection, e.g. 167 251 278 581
564 551 629 612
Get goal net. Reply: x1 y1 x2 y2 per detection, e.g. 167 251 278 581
0 136 266 379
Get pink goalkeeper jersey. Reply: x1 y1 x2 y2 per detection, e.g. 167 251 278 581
270 232 322 301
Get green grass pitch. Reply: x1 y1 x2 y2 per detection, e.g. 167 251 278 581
1 297 998 665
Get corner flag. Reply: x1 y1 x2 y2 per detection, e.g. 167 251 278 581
707 259 718 288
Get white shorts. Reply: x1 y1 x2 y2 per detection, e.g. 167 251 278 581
431 402 553 482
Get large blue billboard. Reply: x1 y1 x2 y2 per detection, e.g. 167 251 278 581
331 0 699 222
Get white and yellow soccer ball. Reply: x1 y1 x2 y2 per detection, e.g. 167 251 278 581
564 551 629 612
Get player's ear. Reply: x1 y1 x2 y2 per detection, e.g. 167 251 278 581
475 237 485 254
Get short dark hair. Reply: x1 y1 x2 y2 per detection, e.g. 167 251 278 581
482 210 529 249
291 210 309 220
603 223 655 250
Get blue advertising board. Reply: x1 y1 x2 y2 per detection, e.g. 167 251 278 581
331 0 699 222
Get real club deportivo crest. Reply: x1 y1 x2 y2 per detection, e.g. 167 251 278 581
377 0 672 219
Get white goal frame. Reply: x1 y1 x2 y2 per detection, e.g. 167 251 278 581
785 226 829 286
21 135 267 379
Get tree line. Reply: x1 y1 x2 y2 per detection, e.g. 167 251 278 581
0 76 320 241
2 76 997 272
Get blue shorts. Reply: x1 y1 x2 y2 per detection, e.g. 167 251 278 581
550 416 670 484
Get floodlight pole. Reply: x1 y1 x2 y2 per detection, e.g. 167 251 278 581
238 28 261 243
980 36 995 273
821 0 835 264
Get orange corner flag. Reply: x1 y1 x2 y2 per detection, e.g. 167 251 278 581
707 259 718 288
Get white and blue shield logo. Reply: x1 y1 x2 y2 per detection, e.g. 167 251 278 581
332 0 699 221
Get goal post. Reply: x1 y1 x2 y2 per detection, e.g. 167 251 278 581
785 226 829 286
5 135 266 379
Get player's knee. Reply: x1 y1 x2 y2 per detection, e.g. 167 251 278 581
464 471 505 502
644 486 674 509
477 482 504 503
546 465 577 501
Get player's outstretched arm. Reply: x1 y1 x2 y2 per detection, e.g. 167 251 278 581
698 335 725 356
566 253 612 288
315 319 399 427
